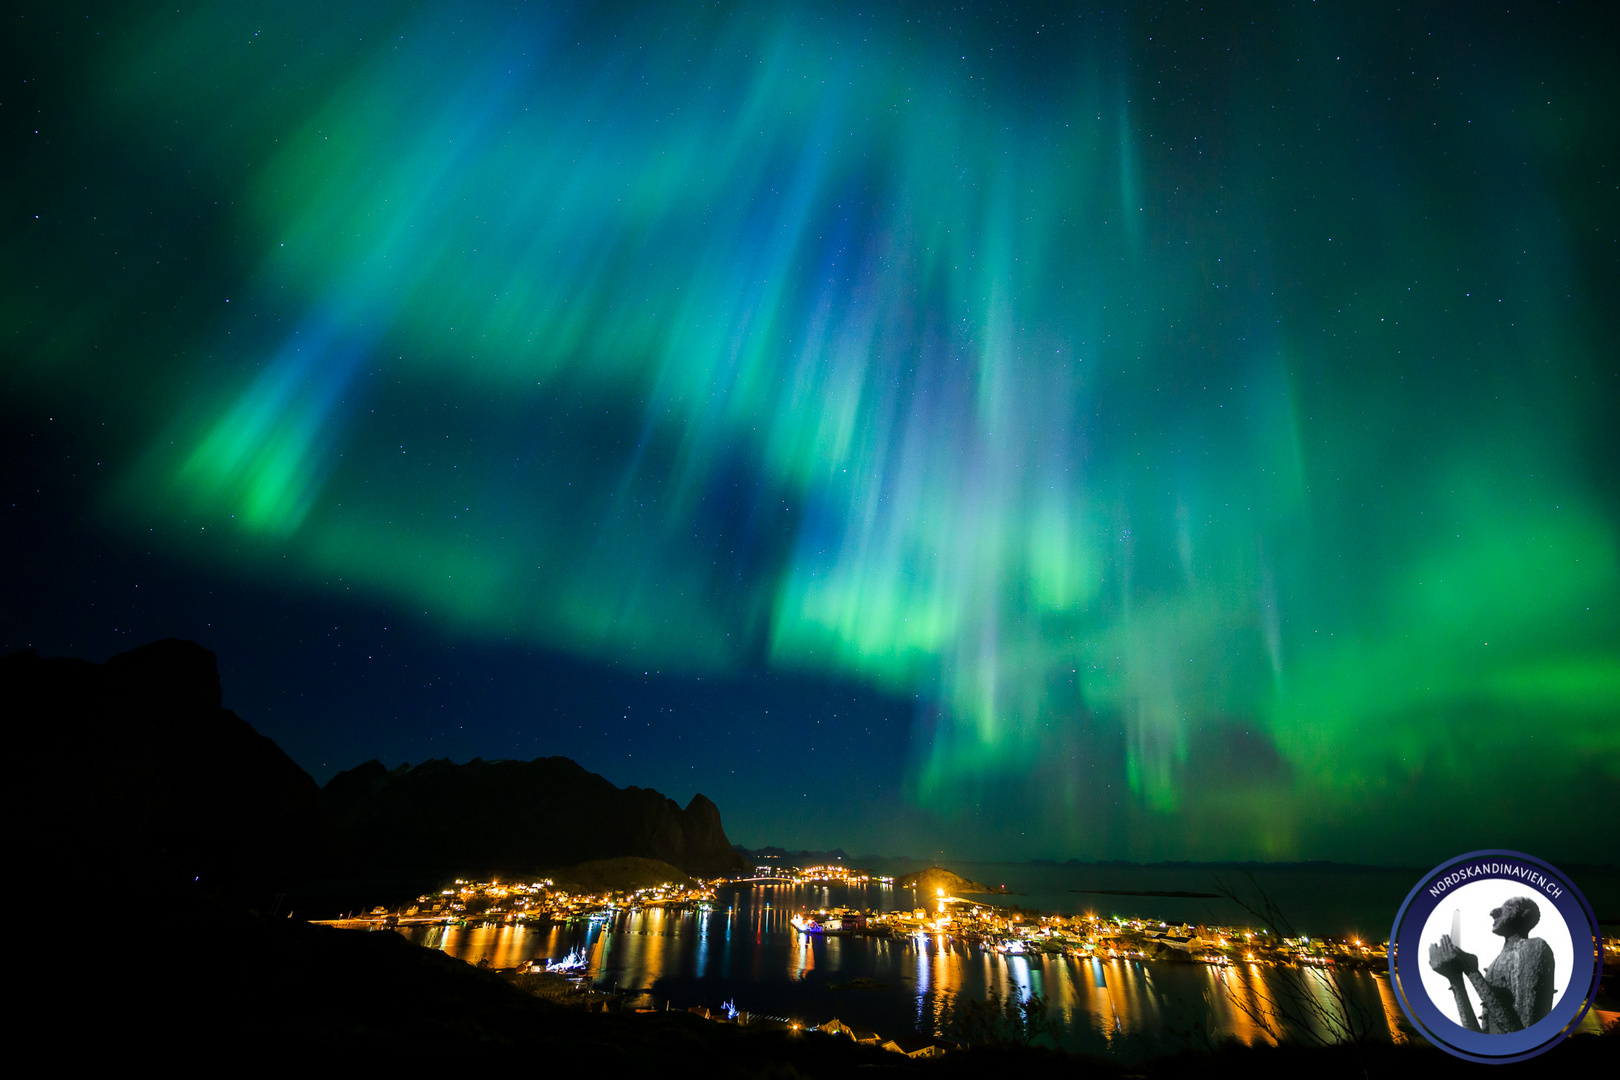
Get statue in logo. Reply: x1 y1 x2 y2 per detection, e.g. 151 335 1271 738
1428 896 1554 1033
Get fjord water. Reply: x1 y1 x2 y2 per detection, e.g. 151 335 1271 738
394 871 1383 1058
397 863 1616 1057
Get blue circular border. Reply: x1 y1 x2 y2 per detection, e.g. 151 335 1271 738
1388 849 1602 1063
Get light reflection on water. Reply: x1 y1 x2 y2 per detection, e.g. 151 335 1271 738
398 883 1402 1060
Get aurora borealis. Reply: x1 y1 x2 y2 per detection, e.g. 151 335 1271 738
5 1 1617 862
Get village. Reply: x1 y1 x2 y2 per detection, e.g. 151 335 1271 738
316 868 1618 1058
788 893 1388 972
325 865 1391 972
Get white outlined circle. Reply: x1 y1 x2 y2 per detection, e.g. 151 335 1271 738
1390 850 1603 1063
1414 878 1574 1030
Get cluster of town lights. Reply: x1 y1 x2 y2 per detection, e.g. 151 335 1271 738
332 871 1406 978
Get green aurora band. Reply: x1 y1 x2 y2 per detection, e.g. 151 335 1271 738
8 2 1617 860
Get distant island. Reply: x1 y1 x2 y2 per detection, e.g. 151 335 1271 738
897 866 994 895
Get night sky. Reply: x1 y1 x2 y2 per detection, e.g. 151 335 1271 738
5 1 1617 864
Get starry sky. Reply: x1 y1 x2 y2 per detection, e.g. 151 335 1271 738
5 1 1617 864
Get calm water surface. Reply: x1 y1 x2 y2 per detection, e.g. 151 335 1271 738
397 864 1617 1057
398 878 1426 1059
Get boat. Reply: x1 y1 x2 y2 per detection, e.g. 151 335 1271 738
791 907 869 935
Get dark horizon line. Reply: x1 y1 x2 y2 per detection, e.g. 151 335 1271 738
735 848 1619 874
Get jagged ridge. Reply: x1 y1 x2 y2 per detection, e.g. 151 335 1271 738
5 639 746 890
325 756 745 878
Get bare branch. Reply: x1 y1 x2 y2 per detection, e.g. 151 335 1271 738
1208 874 1380 1050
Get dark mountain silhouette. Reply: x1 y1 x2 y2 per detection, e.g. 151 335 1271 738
7 638 328 899
4 639 745 895
324 756 746 878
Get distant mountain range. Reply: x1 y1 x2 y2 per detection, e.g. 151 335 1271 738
738 845 855 865
7 639 744 899
326 755 745 878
